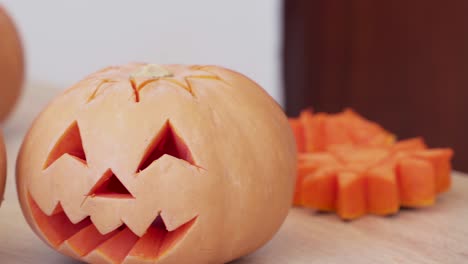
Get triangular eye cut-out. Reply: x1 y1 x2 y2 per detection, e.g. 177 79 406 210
138 121 195 172
43 121 87 169
88 170 134 198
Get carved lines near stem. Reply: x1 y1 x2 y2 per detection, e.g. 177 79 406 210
86 72 224 103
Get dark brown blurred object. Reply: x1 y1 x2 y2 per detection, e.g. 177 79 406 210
0 5 23 123
284 0 468 171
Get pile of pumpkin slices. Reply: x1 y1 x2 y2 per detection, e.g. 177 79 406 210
289 109 453 220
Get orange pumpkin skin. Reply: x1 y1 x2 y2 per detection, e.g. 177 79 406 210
0 6 23 122
17 64 296 264
0 133 6 203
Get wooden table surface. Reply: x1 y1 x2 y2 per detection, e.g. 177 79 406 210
1 83 467 263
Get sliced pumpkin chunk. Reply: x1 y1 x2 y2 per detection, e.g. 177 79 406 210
397 158 436 207
392 137 427 152
323 116 352 148
295 153 338 205
329 145 389 166
411 148 453 193
338 108 394 147
366 166 399 215
300 110 326 152
337 171 367 220
301 167 338 211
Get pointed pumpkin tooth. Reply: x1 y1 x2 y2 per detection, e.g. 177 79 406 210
82 197 132 235
59 224 119 258
89 214 124 236
160 211 197 233
337 171 366 220
121 206 159 237
29 177 59 216
397 158 436 207
84 228 139 264
46 153 92 222
60 202 89 224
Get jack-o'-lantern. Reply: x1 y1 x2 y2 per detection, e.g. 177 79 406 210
17 64 296 263
0 5 23 122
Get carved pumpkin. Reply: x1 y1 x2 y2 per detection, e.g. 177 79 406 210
17 64 296 264
0 132 6 203
0 5 23 122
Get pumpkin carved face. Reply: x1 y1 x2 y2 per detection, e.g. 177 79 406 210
17 64 296 264
0 5 23 122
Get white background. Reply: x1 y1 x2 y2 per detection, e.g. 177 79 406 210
2 0 283 104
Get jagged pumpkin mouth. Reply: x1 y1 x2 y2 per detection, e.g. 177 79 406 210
28 193 197 263
30 112 202 263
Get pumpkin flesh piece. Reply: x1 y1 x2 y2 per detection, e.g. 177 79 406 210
346 121 384 146
397 158 436 207
365 166 399 215
330 146 389 167
323 117 352 148
333 109 393 147
337 171 367 219
301 167 338 211
391 137 427 152
300 110 325 152
411 149 453 194
295 153 339 205
294 164 316 205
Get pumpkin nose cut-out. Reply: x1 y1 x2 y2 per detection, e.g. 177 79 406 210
88 169 134 198
138 120 195 172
